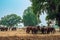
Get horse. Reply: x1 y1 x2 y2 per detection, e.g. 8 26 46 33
11 27 17 31
0 27 8 31
26 26 41 34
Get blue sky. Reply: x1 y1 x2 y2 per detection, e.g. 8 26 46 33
0 0 47 26
0 0 31 18
40 13 47 26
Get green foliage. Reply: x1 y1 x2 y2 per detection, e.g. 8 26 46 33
0 14 21 27
30 0 48 14
30 0 60 31
30 0 60 13
30 0 60 23
30 0 60 18
23 7 41 26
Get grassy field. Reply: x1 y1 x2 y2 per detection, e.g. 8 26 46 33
0 29 60 40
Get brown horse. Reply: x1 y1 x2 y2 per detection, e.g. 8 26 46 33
26 26 31 33
26 26 40 34
11 27 17 31
0 27 8 31
46 27 56 34
40 27 56 34
26 26 56 34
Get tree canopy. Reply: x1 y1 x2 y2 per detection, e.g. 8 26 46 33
0 14 21 27
30 0 60 23
30 0 60 14
23 7 41 26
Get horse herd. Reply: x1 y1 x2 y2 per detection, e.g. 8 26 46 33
26 26 56 34
0 27 17 31
0 26 56 34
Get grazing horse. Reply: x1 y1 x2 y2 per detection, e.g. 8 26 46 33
40 26 56 34
31 27 38 34
26 26 56 34
26 26 40 34
40 27 45 34
26 26 31 33
11 27 17 31
46 27 55 34
0 27 8 31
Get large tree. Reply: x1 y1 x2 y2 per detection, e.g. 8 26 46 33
30 0 60 20
30 0 60 31
30 0 60 14
23 7 41 26
0 14 21 28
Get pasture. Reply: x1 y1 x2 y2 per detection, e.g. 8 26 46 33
0 28 60 40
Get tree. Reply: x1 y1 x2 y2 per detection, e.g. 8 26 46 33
0 14 21 28
30 0 60 31
23 7 41 26
30 0 60 14
30 0 60 20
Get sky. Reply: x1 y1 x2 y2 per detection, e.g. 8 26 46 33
0 0 47 26
0 0 31 18
40 13 47 26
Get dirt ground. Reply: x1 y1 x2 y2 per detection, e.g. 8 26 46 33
0 28 60 40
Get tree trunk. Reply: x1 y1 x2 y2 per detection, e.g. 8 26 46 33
59 27 60 32
9 26 13 31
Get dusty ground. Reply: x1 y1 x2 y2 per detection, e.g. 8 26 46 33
0 28 60 40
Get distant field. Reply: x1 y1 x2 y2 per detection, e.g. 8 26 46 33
0 29 60 40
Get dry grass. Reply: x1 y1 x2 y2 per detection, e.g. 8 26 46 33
0 29 60 40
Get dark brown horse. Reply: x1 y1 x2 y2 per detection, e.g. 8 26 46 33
11 27 17 31
0 27 8 31
26 26 40 34
26 26 32 33
26 26 55 34
46 27 56 34
40 27 56 34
